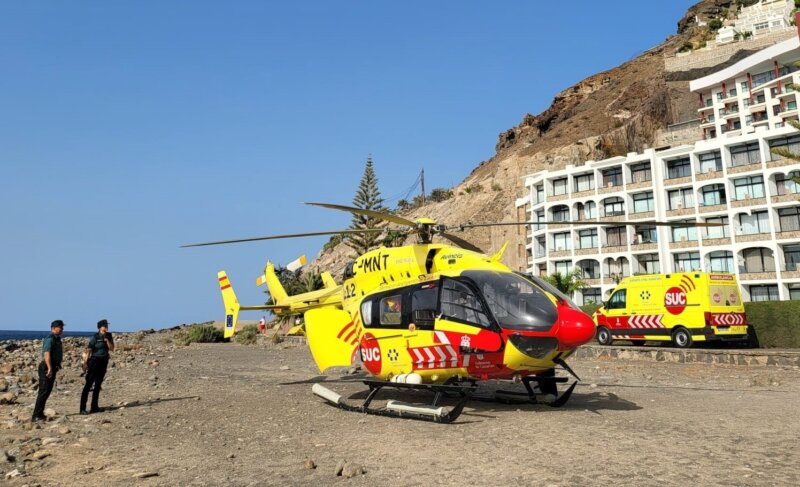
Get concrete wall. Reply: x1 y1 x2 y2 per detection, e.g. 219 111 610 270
665 29 796 73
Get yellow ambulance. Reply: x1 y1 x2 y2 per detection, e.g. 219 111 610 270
593 272 754 348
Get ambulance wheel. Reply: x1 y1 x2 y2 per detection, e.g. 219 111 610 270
596 327 613 345
672 327 692 348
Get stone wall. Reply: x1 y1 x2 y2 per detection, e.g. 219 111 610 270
664 29 797 73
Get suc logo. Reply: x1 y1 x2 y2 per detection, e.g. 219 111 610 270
664 287 687 315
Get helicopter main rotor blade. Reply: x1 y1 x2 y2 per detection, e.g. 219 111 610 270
457 220 724 229
439 232 483 254
181 229 383 248
305 202 416 227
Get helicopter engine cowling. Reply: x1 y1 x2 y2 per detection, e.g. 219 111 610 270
554 305 597 350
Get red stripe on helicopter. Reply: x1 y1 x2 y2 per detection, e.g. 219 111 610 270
337 321 354 339
409 345 459 370
218 276 227 281
220 284 231 290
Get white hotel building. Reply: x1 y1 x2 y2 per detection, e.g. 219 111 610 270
516 36 800 304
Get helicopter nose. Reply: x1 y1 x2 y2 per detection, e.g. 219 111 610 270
556 306 597 350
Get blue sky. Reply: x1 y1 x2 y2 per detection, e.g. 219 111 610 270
0 1 696 331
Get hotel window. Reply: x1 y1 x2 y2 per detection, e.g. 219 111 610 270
534 210 544 231
581 201 597 219
554 260 572 275
637 253 660 274
709 251 734 273
779 206 800 232
552 206 570 222
776 171 800 195
698 151 722 173
553 232 571 251
634 225 657 243
791 285 800 300
578 260 599 279
701 184 726 206
768 135 800 161
578 229 598 249
666 157 691 179
632 191 654 213
674 252 701 272
671 222 698 243
740 81 748 93
784 244 800 271
667 187 694 210
630 162 651 183
582 288 601 304
739 211 770 235
705 216 730 239
749 285 779 302
733 175 765 199
535 184 544 203
729 141 761 167
603 197 624 216
742 248 775 273
601 167 623 187
789 101 798 111
574 174 594 192
552 178 567 196
606 227 626 247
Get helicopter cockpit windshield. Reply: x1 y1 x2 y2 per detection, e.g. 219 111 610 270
460 270 558 331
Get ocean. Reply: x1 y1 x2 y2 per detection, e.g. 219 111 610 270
0 330 98 341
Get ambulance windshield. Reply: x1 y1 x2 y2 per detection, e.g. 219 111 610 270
461 270 558 330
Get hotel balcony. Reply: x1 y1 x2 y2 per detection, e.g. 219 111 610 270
669 238 699 250
720 108 741 119
776 229 800 240
627 179 653 190
699 203 727 213
549 249 571 258
628 210 654 220
695 169 723 181
572 189 595 198
574 247 600 256
602 244 629 253
630 241 658 251
738 271 777 281
767 156 799 169
735 232 771 243
771 192 800 204
599 212 627 223
727 162 762 174
665 176 693 187
598 182 623 194
730 196 767 208
702 236 732 246
782 269 800 279
548 193 568 202
666 207 696 217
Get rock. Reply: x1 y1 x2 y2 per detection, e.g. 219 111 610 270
149 360 160 367
1 448 13 462
304 458 316 469
133 472 159 479
148 375 158 382
32 450 50 460
342 463 365 478
0 378 8 392
44 408 57 418
5 468 22 478
57 427 71 435
589 383 598 388
227 453 235 459
279 365 290 371
0 363 14 374
0 392 16 404
42 437 62 446
334 459 346 476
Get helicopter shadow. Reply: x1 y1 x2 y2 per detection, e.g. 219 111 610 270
279 374 370 386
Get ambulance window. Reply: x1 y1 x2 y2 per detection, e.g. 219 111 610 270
608 289 627 310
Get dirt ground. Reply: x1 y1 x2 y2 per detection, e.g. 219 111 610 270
3 337 799 486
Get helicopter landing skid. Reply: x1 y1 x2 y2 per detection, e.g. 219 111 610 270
311 380 476 424
480 376 578 408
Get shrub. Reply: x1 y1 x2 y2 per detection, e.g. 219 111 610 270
744 301 800 348
429 187 454 202
323 234 343 252
708 19 723 30
235 324 259 345
464 183 483 194
678 42 693 53
175 325 224 345
491 183 502 192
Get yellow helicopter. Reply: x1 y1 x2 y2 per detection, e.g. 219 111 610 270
184 202 720 423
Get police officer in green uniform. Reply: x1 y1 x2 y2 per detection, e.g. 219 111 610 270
80 319 115 414
32 320 64 422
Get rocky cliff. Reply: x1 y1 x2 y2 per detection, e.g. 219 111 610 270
313 0 768 275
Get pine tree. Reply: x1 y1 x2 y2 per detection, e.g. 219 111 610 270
346 155 385 254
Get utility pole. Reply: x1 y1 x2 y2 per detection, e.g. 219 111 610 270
420 168 426 205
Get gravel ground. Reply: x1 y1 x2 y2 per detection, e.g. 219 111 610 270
2 335 799 486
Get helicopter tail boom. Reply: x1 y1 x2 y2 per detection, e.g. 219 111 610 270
218 271 241 339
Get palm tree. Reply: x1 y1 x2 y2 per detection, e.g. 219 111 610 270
543 268 588 298
769 119 800 193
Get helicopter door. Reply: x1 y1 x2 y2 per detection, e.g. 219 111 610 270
436 278 503 352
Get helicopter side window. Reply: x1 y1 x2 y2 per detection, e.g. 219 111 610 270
379 295 403 326
607 289 627 310
411 284 438 330
440 278 492 328
360 300 373 326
